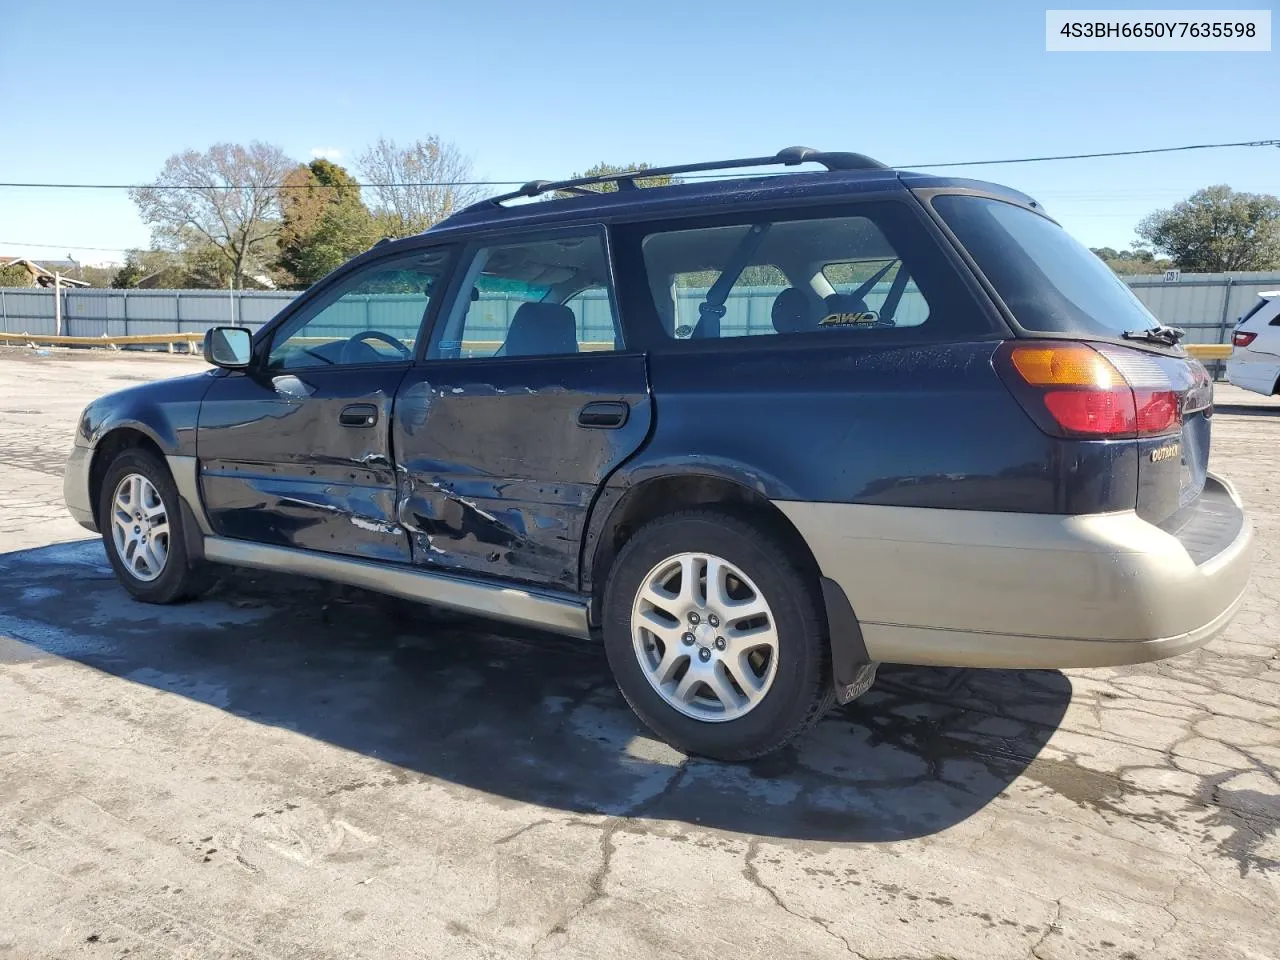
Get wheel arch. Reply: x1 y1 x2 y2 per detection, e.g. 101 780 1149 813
88 425 169 526
585 469 816 606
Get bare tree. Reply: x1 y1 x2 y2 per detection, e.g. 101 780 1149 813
130 142 294 288
357 136 487 236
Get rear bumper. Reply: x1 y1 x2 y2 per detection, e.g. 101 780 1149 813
776 473 1253 669
1226 354 1280 396
63 443 98 532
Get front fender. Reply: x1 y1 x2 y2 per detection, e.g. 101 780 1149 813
80 372 213 457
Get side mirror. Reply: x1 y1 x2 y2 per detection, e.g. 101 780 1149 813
203 326 253 369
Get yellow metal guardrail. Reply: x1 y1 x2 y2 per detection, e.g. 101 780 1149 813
1184 343 1233 361
0 331 204 352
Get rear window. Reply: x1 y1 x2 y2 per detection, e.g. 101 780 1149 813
933 194 1161 338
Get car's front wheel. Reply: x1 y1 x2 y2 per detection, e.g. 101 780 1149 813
98 448 208 604
601 508 834 761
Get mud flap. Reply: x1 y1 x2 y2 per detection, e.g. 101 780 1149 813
820 576 879 704
179 499 205 564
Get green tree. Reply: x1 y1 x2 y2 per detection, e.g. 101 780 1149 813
130 142 294 288
275 159 378 288
0 262 32 286
111 249 176 288
554 162 676 198
1089 247 1171 275
1137 186 1280 272
78 265 120 287
110 247 228 289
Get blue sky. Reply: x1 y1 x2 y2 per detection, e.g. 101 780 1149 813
1 0 1276 264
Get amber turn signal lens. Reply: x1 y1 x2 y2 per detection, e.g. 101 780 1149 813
1008 344 1120 388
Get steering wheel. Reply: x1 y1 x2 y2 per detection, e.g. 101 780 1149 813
339 330 412 364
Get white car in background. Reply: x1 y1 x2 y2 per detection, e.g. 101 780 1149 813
1227 291 1280 396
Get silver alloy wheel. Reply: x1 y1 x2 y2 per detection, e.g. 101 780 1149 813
109 473 170 582
631 551 779 722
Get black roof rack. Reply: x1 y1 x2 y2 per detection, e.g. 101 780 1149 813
465 146 888 213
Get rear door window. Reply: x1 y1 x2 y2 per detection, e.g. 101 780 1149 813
933 194 1161 338
631 202 992 344
426 229 621 360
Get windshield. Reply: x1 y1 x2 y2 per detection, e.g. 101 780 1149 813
933 194 1161 337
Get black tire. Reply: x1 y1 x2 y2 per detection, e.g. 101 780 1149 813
97 447 209 604
601 507 834 762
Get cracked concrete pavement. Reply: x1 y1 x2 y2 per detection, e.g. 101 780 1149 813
0 347 1277 959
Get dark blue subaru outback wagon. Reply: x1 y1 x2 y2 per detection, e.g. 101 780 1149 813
64 148 1254 760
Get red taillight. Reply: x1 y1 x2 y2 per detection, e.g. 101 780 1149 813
1234 331 1258 347
996 341 1181 439
1134 388 1180 434
1042 388 1134 435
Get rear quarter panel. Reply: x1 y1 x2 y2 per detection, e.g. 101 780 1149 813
619 339 1126 513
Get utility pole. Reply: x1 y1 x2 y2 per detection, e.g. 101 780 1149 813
54 272 62 336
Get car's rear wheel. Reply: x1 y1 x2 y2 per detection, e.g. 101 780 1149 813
98 448 208 604
602 508 833 761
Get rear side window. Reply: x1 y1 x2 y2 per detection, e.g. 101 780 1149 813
634 203 988 343
821 260 930 326
933 194 1160 338
1235 295 1278 327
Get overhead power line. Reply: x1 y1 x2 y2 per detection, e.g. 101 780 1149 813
0 139 1275 191
903 138 1280 169
0 240 134 253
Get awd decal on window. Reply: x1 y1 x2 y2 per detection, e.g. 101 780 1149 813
819 310 880 327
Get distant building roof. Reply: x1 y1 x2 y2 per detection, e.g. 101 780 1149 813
0 257 92 287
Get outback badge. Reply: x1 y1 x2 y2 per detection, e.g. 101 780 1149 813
1150 441 1181 463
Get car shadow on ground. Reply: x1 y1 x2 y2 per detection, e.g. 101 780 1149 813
0 539 1071 843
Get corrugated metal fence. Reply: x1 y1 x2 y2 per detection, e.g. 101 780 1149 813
0 288 294 338
3 271 1278 352
1124 272 1280 345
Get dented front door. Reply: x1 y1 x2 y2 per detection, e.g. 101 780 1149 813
197 365 412 562
195 245 453 563
392 355 651 590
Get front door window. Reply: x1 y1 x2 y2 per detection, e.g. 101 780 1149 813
268 248 452 369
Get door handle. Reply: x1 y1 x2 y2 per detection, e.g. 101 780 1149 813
339 403 379 427
578 401 629 429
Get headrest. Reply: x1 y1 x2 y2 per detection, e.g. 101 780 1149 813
771 288 813 334
499 302 578 357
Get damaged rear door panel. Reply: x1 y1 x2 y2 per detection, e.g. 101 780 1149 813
394 225 652 590
394 356 651 590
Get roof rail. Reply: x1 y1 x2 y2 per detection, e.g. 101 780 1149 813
462 146 888 213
